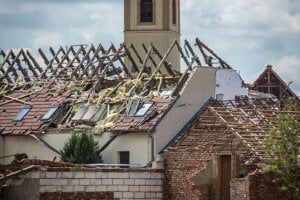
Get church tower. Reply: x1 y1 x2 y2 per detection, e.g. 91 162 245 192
124 0 181 74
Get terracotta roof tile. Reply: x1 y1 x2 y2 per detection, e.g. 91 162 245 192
0 87 71 136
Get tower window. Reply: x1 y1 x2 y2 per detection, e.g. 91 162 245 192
140 0 153 22
172 0 177 24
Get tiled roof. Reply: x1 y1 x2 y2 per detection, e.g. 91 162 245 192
0 87 71 135
112 98 174 132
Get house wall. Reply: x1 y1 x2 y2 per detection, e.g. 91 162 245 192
2 168 164 200
99 132 152 165
155 67 216 154
1 133 70 164
215 69 248 100
0 135 3 160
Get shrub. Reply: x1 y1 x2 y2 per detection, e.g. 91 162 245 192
60 132 102 164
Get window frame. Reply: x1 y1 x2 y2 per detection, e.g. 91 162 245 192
40 106 59 122
12 106 32 122
127 100 155 117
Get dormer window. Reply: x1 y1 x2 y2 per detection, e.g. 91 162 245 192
140 0 153 22
40 106 59 122
128 100 154 117
12 106 31 122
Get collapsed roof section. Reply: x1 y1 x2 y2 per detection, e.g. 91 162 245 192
0 38 235 135
173 97 300 165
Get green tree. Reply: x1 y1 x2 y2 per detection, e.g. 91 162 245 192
60 132 102 164
265 113 300 199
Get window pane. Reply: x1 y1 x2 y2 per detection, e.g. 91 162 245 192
135 101 154 116
13 107 31 122
40 106 58 121
140 0 153 22
81 106 99 121
72 107 89 121
90 105 108 122
128 100 140 116
119 151 130 165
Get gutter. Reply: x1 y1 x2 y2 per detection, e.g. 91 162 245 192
159 97 214 154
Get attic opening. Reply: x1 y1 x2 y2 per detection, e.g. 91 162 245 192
140 0 153 23
72 105 108 123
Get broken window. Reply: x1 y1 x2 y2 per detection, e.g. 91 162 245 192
40 106 59 121
128 100 154 117
12 106 31 122
72 105 107 122
140 0 153 22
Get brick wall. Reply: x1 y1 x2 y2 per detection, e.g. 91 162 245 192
14 167 164 200
163 147 211 200
248 171 292 200
230 178 248 200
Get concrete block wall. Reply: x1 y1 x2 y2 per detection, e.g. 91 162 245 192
17 168 164 200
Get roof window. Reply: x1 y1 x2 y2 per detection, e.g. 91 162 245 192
12 107 31 122
128 100 154 117
72 105 108 122
40 106 59 121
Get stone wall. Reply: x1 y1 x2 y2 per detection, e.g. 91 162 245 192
2 167 164 200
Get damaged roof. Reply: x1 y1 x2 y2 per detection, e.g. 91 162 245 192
0 84 71 135
168 96 300 165
0 38 236 135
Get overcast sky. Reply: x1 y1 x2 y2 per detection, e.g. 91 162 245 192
1 0 300 95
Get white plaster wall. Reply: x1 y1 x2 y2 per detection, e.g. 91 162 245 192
100 132 151 165
155 67 216 153
215 69 248 100
2 133 70 164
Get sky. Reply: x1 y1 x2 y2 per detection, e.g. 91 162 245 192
1 0 300 95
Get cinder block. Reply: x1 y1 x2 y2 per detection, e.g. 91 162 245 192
61 186 74 192
96 185 107 192
40 186 46 193
45 186 57 192
85 172 96 178
135 179 146 185
150 173 163 179
123 192 134 198
90 178 102 185
46 172 57 178
114 192 123 199
102 179 113 185
108 172 119 178
79 179 91 185
73 186 84 192
68 179 79 186
118 185 129 192
145 192 156 198
140 185 151 192
40 179 52 186
156 192 163 198
96 172 107 178
74 172 84 178
134 192 145 198
118 172 130 178
52 179 68 186
146 179 161 185
61 172 73 178
124 179 134 185
85 185 96 192
151 186 163 192
130 172 150 179
107 185 118 191
129 185 139 192
113 179 124 185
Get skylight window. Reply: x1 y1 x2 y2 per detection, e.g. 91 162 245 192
40 106 59 121
128 100 154 117
12 107 31 122
72 105 107 122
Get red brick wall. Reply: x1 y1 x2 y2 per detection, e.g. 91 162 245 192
163 147 211 200
40 192 113 200
248 171 292 200
230 178 248 200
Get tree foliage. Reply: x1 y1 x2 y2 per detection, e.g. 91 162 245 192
60 132 102 164
265 112 300 199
